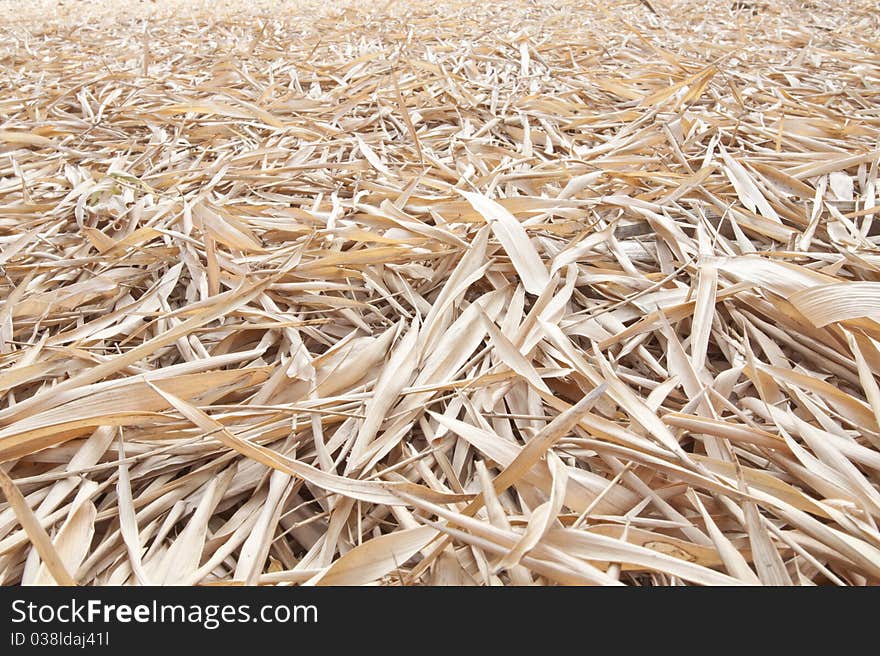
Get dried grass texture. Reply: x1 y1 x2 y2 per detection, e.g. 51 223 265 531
1 0 880 586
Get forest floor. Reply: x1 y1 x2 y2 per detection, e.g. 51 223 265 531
1 0 879 585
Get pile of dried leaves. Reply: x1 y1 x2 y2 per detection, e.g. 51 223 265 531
1 0 880 585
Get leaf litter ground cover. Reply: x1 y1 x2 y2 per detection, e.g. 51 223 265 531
0 0 879 585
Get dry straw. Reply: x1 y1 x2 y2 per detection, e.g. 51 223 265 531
0 0 879 585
